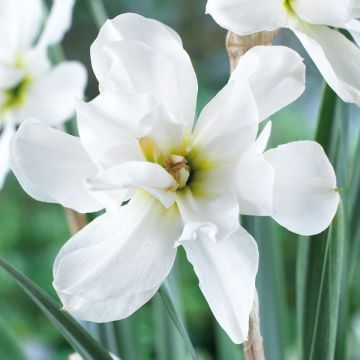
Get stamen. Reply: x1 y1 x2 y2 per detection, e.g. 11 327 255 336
164 155 190 189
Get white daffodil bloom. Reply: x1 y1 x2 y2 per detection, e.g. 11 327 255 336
0 0 87 188
10 13 340 344
206 0 360 105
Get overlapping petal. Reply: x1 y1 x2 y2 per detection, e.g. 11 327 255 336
54 194 182 321
192 79 258 166
90 13 197 124
183 226 259 344
100 40 186 123
293 24 360 104
206 0 286 35
177 189 240 243
88 161 177 208
10 119 102 212
76 91 155 168
231 46 305 122
264 141 340 235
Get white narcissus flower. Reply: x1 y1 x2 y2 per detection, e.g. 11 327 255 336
10 13 340 344
206 0 360 105
0 0 87 188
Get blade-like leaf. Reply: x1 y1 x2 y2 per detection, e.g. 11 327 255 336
308 202 345 360
0 319 26 360
158 280 198 360
0 257 112 360
242 216 287 360
298 83 345 360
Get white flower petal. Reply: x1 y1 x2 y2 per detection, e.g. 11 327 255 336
183 226 259 344
88 161 177 208
76 91 156 168
53 194 182 321
100 40 187 124
292 0 353 26
344 19 360 47
0 0 42 59
193 79 258 166
91 13 197 125
59 286 160 323
293 24 360 104
36 0 75 49
256 121 272 154
235 146 274 216
0 121 15 189
19 62 87 125
0 65 24 89
206 0 286 35
177 188 240 242
137 102 186 155
10 119 102 213
231 46 305 122
354 0 360 17
264 141 340 235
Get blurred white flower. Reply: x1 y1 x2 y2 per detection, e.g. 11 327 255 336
206 0 360 105
10 13 339 344
0 0 87 188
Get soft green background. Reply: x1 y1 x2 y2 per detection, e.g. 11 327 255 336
1 0 360 359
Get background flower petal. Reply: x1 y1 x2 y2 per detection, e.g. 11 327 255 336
18 61 87 125
293 24 360 104
206 0 286 35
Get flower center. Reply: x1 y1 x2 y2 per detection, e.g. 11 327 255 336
1 75 31 114
164 155 191 190
283 0 295 14
139 136 193 191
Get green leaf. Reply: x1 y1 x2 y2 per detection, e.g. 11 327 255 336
315 84 338 157
308 202 346 360
242 216 287 360
153 268 187 360
298 83 347 360
0 319 26 360
0 257 112 360
158 280 198 360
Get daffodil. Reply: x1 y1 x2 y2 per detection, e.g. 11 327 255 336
10 13 339 344
206 0 360 105
0 0 87 187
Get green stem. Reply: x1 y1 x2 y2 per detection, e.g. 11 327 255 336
86 0 109 29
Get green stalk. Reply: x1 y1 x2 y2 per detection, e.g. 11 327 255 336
86 0 109 29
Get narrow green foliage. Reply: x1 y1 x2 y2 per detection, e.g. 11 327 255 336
298 83 347 360
242 216 287 360
0 257 112 360
308 203 345 360
0 319 26 360
158 281 198 360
